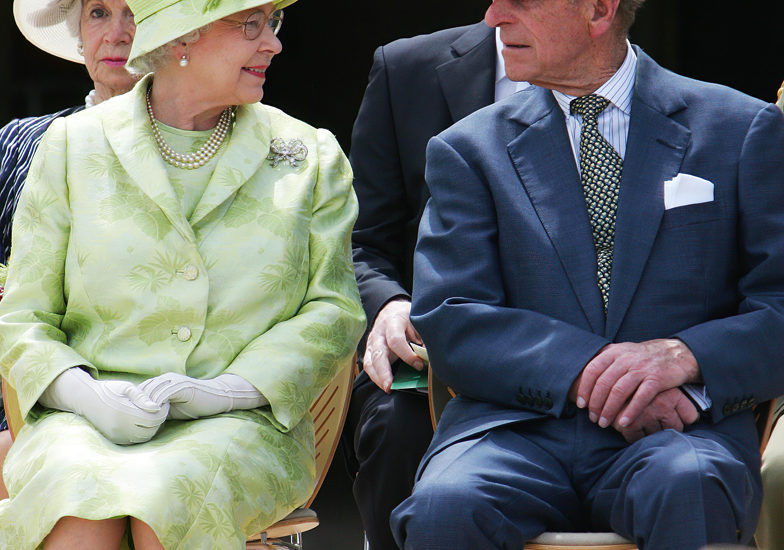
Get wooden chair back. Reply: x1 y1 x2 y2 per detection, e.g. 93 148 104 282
305 353 355 507
1 377 23 440
524 532 637 549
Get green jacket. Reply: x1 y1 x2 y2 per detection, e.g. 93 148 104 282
0 75 365 433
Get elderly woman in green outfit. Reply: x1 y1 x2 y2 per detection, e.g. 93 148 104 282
0 0 365 546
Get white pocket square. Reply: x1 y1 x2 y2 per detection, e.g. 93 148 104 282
663 173 714 210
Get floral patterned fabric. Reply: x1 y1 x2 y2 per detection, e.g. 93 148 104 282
0 74 365 549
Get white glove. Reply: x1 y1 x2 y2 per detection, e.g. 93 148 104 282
139 373 268 420
39 367 169 445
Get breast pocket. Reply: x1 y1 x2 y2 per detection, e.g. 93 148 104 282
660 200 725 230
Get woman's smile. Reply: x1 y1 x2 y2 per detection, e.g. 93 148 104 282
242 65 268 78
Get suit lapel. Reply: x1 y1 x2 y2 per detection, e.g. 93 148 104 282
436 23 496 123
508 89 606 334
604 51 691 340
101 75 195 243
189 102 270 227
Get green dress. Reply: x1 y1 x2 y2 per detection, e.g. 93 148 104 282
0 74 365 549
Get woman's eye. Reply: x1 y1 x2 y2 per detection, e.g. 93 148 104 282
90 7 107 18
245 20 260 31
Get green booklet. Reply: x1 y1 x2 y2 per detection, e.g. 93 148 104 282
390 362 428 392
390 343 429 392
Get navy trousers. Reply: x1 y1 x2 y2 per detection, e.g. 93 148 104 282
391 410 760 550
344 370 433 550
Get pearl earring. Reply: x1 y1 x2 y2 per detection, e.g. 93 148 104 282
179 54 188 68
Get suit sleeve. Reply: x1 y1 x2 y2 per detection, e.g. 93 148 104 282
350 45 412 330
411 136 609 417
675 104 784 422
226 130 366 432
0 118 97 421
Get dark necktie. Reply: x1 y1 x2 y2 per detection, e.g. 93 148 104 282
570 94 623 312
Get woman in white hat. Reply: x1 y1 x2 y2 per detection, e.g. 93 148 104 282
0 0 137 263
0 0 365 546
0 0 137 499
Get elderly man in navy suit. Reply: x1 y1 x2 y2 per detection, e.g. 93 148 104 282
391 0 784 548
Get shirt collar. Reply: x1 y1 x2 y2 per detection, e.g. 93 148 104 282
495 27 507 84
552 40 637 118
495 27 533 93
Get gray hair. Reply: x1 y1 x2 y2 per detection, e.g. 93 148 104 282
128 24 211 75
616 0 645 33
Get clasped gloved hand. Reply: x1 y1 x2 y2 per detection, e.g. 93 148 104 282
139 373 268 420
39 367 169 445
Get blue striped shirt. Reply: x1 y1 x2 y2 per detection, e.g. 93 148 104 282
0 105 83 263
552 41 637 169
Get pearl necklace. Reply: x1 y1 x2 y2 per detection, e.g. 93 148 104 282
146 86 234 170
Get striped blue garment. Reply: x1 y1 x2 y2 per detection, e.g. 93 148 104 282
552 40 637 167
0 106 83 264
0 105 81 431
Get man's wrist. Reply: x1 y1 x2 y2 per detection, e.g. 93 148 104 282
670 338 701 383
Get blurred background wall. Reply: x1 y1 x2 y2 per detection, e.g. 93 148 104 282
1 0 782 152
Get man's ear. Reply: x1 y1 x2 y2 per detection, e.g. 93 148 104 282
588 0 621 38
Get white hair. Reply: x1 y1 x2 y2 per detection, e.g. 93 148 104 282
127 24 211 75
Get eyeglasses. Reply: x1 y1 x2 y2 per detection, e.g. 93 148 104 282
224 9 284 40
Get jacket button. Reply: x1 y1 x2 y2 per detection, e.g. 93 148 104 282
182 265 199 281
176 326 192 342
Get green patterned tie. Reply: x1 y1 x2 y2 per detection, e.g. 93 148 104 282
570 94 623 312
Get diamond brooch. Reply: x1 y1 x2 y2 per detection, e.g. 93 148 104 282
267 138 308 168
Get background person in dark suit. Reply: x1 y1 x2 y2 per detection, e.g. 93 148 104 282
346 20 529 550
391 0 784 547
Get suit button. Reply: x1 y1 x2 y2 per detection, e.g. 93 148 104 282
181 265 199 281
175 326 192 342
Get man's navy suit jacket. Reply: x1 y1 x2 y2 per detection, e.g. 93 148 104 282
411 47 784 476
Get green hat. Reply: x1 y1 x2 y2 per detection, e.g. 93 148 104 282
126 0 296 64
